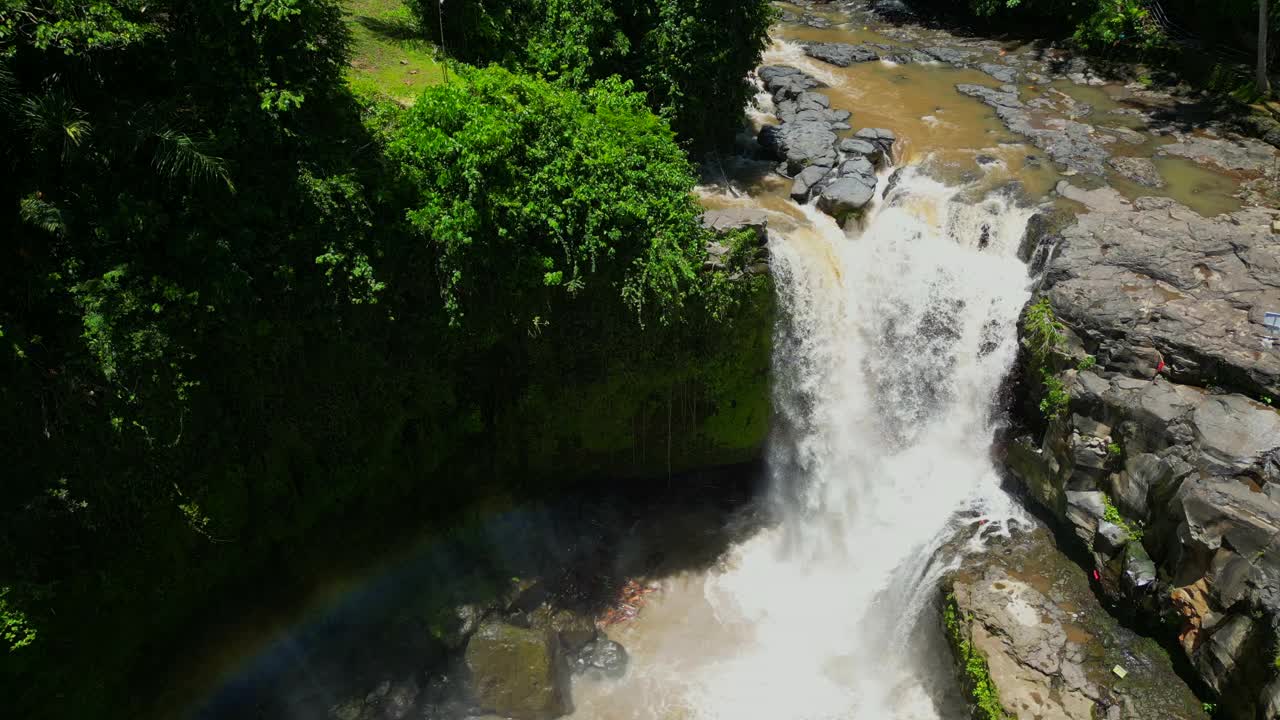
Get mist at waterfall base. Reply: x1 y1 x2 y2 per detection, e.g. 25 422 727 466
568 168 1035 720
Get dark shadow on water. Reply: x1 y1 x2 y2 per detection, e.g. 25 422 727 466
188 461 769 720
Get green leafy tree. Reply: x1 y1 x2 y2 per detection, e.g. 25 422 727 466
386 66 709 333
411 0 776 150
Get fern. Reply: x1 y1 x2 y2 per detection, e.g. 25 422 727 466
20 92 92 159
151 129 236 192
19 194 67 236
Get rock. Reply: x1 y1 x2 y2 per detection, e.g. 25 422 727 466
1095 520 1130 555
1122 542 1158 593
463 620 571 720
1109 156 1164 188
978 62 1018 84
570 638 629 679
701 208 769 242
331 677 422 720
958 83 1112 176
1197 613 1255 693
924 46 977 66
1066 490 1105 546
945 527 1207 720
802 42 879 67
1043 199 1280 399
758 122 838 174
791 164 833 202
853 127 897 159
1159 134 1278 173
757 65 821 103
1190 395 1280 475
817 175 876 223
839 137 882 163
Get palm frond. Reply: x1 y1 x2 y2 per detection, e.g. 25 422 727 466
152 129 236 193
19 194 67 237
20 92 92 160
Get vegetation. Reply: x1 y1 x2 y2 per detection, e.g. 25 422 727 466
1024 298 1071 421
930 0 1277 98
0 0 775 716
945 594 1012 720
1102 492 1143 542
408 0 777 150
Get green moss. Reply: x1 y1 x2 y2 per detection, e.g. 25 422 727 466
1101 492 1143 542
944 593 1012 720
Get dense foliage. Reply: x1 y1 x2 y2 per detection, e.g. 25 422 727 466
0 1 773 717
386 68 708 332
409 0 777 150
944 0 1276 63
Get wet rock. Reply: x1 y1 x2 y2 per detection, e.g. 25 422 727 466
839 137 881 163
570 637 629 679
978 62 1018 84
701 208 769 242
759 122 839 174
944 527 1207 720
790 164 833 202
1159 134 1279 174
817 175 876 223
1108 156 1164 188
853 127 897 159
463 620 571 720
958 83 1111 176
331 677 422 720
757 65 821 102
924 46 977 66
802 42 879 67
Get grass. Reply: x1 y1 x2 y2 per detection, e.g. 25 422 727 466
343 0 447 103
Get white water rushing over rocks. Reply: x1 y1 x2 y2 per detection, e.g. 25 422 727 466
568 169 1036 719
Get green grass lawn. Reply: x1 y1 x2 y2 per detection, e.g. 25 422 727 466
344 0 447 103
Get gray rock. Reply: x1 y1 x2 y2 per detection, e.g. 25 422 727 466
978 62 1019 84
803 42 879 67
838 156 875 178
923 46 977 66
854 127 897 145
757 65 821 101
957 83 1112 175
759 123 838 174
1191 395 1280 474
570 638 629 679
790 164 833 202
1066 490 1105 546
1160 134 1278 173
1123 542 1158 592
1043 199 1280 399
1109 156 1164 187
701 208 769 241
817 175 876 223
1197 613 1255 692
1095 521 1130 555
839 137 882 163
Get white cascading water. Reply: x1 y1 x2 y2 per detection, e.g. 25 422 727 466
569 170 1035 720
694 171 1034 718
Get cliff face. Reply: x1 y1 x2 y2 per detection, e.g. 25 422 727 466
1005 194 1280 719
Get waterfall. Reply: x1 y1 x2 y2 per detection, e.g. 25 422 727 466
570 166 1036 719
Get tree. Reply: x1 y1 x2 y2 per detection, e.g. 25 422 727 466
1260 0 1273 96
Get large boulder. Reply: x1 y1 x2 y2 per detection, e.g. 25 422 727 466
463 620 572 720
817 175 876 223
1043 197 1280 399
802 42 880 67
758 122 839 174
944 526 1207 720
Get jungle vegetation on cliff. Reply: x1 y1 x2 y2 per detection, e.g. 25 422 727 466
0 0 775 716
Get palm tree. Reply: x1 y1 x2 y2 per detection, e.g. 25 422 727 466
1261 0 1273 96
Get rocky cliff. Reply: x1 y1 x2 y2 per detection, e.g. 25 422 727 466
1005 191 1280 719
